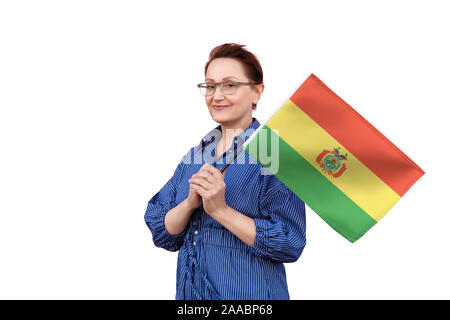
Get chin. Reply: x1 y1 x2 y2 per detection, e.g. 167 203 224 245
209 109 230 120
211 114 229 123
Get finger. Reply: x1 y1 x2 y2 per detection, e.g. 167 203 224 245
198 164 225 183
198 163 215 174
205 166 224 181
199 163 214 173
195 164 213 178
196 171 215 184
191 183 207 197
201 164 223 179
191 168 212 179
189 177 213 190
202 163 214 169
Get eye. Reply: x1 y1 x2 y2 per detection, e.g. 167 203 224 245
225 82 236 87
206 84 215 89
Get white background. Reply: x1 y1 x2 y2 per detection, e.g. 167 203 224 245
0 0 448 299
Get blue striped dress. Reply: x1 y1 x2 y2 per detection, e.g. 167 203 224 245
144 117 306 300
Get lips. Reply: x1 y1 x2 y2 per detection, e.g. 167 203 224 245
213 105 229 110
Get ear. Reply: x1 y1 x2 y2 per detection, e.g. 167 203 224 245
252 83 264 106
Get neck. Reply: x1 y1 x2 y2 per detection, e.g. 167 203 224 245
220 116 253 143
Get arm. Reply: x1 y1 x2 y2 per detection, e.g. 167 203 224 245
209 205 256 247
164 165 203 235
188 164 256 246
211 189 306 263
144 152 193 252
164 198 197 235
197 187 306 262
250 186 307 263
189 163 306 262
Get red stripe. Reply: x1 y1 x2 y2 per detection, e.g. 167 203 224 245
290 74 425 196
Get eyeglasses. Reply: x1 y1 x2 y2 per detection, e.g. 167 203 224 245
197 81 262 96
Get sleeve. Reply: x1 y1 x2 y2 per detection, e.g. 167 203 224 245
249 176 307 263
144 153 189 252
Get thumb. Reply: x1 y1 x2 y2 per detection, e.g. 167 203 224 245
216 167 226 179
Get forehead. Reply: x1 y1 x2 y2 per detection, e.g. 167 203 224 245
205 58 246 81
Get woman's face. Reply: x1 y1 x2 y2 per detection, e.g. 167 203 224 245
205 57 263 126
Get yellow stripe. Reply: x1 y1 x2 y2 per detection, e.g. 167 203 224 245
267 100 401 221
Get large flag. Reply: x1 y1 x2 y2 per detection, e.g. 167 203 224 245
243 73 425 242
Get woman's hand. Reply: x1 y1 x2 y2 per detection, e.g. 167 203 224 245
185 178 203 210
189 163 227 218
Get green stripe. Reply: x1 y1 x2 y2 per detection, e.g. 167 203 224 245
244 125 377 242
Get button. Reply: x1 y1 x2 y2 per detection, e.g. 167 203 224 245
193 241 196 246
194 230 198 235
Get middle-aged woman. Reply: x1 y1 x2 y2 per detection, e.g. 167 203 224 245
144 43 306 300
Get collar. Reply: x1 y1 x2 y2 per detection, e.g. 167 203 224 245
197 117 261 152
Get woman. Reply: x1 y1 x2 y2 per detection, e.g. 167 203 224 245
144 43 306 300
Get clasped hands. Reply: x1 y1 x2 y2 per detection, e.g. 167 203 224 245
187 163 228 218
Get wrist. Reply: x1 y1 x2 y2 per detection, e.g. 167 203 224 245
210 204 230 222
183 198 197 212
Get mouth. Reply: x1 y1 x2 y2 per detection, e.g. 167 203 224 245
212 105 229 110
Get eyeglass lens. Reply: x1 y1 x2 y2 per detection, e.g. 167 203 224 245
200 82 237 96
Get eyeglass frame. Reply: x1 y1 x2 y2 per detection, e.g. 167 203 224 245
197 80 263 96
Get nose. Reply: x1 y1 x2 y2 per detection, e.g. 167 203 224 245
212 85 225 100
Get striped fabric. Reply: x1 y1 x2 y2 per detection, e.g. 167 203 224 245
244 74 425 242
144 117 307 300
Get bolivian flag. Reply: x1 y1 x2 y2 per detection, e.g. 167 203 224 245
244 74 425 242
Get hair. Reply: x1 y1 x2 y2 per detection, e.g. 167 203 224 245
204 43 263 110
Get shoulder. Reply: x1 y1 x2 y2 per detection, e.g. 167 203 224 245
257 166 305 206
169 146 196 178
180 146 196 165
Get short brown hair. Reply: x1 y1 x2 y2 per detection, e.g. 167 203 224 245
204 43 263 110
